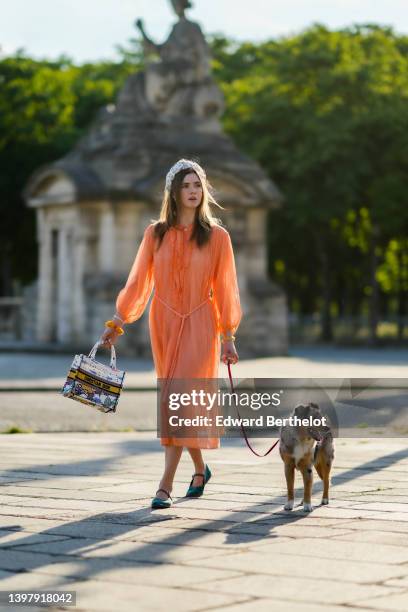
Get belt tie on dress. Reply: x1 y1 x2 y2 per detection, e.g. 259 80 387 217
155 293 212 406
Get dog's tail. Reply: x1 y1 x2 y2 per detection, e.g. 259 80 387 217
313 444 323 479
314 438 334 480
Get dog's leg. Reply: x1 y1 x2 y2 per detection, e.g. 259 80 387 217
314 454 323 480
321 457 332 505
299 459 313 512
284 460 295 511
315 446 332 505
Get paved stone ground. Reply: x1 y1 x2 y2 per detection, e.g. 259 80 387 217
1 432 408 611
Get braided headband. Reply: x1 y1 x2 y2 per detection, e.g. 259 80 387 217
165 159 206 191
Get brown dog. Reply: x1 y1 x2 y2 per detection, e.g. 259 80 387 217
279 402 334 512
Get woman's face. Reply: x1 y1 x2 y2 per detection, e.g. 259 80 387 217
178 172 203 211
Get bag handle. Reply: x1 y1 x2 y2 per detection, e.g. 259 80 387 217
88 341 117 369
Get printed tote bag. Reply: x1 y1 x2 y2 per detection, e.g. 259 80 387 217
61 341 125 413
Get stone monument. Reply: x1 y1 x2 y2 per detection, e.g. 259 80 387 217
23 0 288 357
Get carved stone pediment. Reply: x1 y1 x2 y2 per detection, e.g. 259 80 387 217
25 164 103 208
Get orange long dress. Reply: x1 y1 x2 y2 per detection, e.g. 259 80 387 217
115 221 242 448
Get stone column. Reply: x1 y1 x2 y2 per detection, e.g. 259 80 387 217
36 210 54 342
71 228 87 342
246 208 267 278
98 202 115 272
241 207 289 357
56 227 72 343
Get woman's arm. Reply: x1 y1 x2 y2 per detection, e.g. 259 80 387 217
212 229 242 364
115 224 155 324
100 225 155 346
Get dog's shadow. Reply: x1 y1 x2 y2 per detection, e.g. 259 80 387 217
220 479 330 546
223 503 319 545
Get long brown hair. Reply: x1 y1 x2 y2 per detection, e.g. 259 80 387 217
152 167 225 249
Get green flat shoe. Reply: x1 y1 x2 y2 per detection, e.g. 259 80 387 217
151 488 172 509
185 465 211 498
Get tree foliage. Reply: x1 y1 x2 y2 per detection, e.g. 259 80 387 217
0 53 136 291
210 24 408 340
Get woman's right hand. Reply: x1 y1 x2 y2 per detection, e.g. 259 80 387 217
99 326 120 348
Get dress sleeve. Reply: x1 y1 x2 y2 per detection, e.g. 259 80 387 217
115 224 155 324
212 228 242 336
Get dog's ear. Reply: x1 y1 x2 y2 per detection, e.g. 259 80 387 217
294 404 308 419
309 402 322 417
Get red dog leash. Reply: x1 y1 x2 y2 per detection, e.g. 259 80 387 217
226 359 279 457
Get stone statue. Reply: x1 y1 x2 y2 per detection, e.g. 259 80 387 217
134 0 224 128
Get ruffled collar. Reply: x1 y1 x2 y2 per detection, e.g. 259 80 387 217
173 222 194 231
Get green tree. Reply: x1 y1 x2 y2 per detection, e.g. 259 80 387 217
0 52 136 295
212 24 408 342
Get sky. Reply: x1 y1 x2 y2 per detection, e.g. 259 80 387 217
2 0 407 63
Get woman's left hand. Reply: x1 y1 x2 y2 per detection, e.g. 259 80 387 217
221 340 239 365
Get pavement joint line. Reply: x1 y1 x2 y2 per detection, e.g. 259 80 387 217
165 594 254 612
0 547 235 566
1 502 132 512
0 492 152 503
188 596 256 612
21 553 407 594
0 536 74 549
160 582 402 609
202 599 352 612
184 546 408 566
350 585 408 604
0 564 252 606
168 563 408 589
5 534 408 567
11 564 249 589
4 527 289 542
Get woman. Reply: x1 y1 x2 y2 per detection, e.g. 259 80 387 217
100 159 242 509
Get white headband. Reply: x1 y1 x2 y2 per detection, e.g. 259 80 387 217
165 159 206 191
